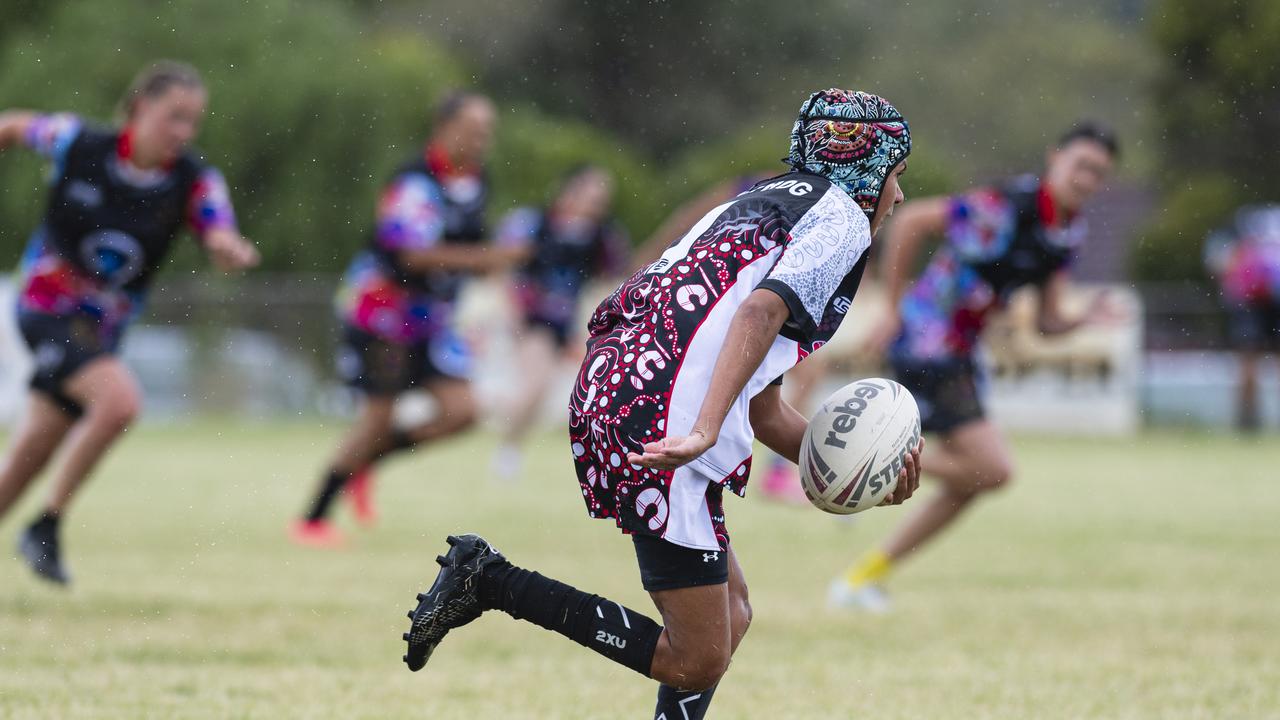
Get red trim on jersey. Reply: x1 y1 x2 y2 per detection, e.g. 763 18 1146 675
116 126 177 171
1037 182 1076 228
425 143 478 179
116 128 133 161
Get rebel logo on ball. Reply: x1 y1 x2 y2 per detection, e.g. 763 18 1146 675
822 381 884 449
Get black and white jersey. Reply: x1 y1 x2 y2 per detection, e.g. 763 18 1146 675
569 171 871 550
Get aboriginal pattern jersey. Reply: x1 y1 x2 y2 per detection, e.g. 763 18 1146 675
893 176 1084 361
568 171 872 550
16 113 236 341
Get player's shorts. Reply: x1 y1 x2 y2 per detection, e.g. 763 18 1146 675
17 310 117 417
336 324 472 396
890 355 986 435
1226 301 1280 352
569 409 741 553
632 534 729 592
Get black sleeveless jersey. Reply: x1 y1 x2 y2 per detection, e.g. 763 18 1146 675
373 155 489 302
41 126 203 294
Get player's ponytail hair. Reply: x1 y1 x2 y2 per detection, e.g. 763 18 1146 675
117 60 204 122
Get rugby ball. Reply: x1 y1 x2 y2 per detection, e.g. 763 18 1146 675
799 378 921 515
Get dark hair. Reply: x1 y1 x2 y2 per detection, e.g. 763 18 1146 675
117 60 204 121
433 90 491 126
1057 121 1120 159
551 163 612 211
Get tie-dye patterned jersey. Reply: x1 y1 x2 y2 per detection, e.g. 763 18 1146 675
15 114 238 340
336 152 489 343
1206 205 1280 305
892 176 1083 361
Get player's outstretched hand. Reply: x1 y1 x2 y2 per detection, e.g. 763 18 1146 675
627 429 715 471
205 228 261 272
880 437 924 506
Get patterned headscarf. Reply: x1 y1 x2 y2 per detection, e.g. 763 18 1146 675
787 88 911 217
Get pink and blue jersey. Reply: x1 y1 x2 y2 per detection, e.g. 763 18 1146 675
1207 205 1280 305
336 173 449 342
336 147 490 344
15 113 237 337
894 177 1083 361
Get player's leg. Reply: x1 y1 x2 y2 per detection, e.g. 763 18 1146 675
16 357 141 584
0 393 77 521
650 545 751 719
41 358 142 514
403 534 666 680
1227 305 1265 431
402 533 741 715
878 418 1013 561
293 393 397 543
1236 350 1261 432
402 376 478 445
832 419 1012 611
297 326 416 537
833 358 1009 609
494 325 559 479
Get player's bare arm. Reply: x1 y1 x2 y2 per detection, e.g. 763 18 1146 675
748 384 807 464
0 110 37 148
203 227 260 272
1036 270 1127 335
866 196 949 353
399 243 527 274
628 288 790 470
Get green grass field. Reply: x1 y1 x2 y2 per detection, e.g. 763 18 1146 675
0 421 1277 719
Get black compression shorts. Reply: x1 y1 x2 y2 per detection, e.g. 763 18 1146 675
632 534 729 592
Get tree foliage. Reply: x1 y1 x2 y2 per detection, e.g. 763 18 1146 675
0 0 1167 277
1134 0 1280 282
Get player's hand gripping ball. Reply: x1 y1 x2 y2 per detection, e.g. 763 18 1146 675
799 378 922 514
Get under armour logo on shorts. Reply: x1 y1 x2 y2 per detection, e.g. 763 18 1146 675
702 552 719 563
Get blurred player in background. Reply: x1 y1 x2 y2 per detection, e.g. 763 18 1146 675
0 61 260 585
829 122 1122 612
400 89 921 720
1205 205 1280 431
491 164 629 479
292 91 521 546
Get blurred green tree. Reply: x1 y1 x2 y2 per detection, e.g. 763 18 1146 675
0 0 664 274
1134 0 1280 282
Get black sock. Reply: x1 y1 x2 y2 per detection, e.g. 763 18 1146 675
372 429 417 462
305 469 351 521
31 510 60 531
655 683 718 720
481 563 662 677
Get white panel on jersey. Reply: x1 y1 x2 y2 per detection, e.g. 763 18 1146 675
664 245 790 484
662 464 718 551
